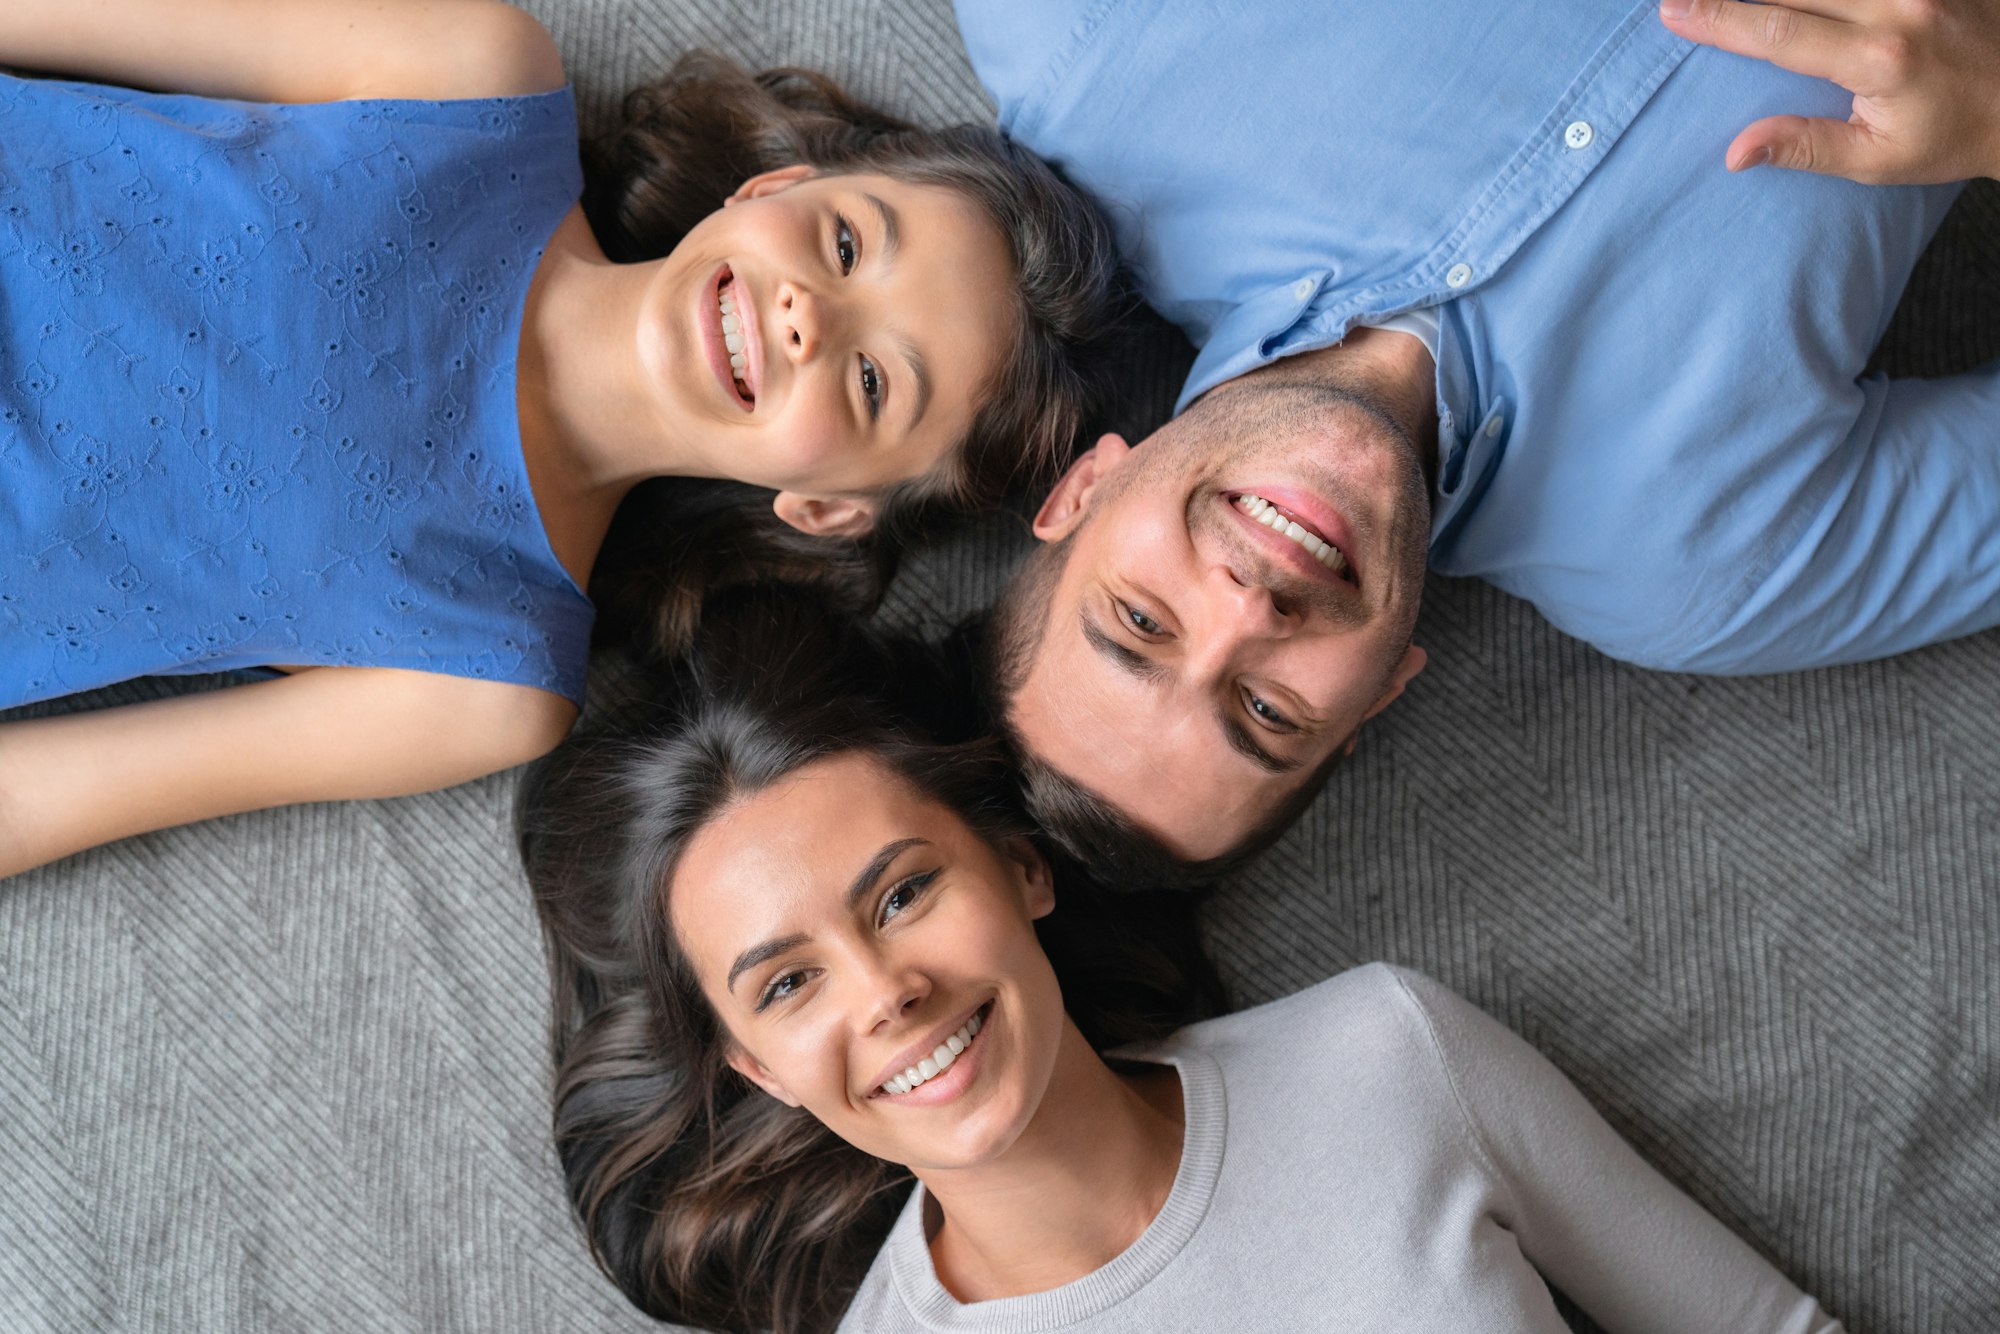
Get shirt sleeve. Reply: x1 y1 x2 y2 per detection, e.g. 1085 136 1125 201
1388 968 1844 1334
1658 361 2000 673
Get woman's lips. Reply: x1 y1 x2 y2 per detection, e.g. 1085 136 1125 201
867 1001 993 1108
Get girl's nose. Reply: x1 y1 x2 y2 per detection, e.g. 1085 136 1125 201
777 281 820 361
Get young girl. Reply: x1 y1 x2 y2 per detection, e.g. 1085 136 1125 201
0 1 1118 876
520 597 1843 1334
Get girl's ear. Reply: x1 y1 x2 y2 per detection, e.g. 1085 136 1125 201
773 491 876 539
726 1045 803 1107
725 163 816 206
1002 834 1056 920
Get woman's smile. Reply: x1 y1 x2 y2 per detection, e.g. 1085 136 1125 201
868 999 995 1104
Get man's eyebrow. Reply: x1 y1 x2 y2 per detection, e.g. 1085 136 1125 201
864 192 901 261
1217 708 1303 775
724 836 929 994
1080 608 1167 682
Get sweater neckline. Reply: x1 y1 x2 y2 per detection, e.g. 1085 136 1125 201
884 1040 1226 1330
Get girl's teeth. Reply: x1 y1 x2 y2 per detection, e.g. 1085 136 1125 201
728 352 745 372
880 1012 984 1096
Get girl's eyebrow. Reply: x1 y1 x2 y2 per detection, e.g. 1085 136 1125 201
863 192 901 261
723 837 930 993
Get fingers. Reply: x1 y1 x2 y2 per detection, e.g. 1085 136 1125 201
1660 0 1863 85
1726 113 1888 180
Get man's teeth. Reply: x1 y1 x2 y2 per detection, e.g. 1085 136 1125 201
880 1009 984 1096
718 284 749 390
1234 493 1347 572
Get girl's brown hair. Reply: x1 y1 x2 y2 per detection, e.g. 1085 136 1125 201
518 592 1216 1332
581 55 1124 660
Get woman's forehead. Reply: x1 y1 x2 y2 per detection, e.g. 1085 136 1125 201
667 755 938 954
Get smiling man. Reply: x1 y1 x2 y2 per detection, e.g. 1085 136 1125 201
961 0 2000 870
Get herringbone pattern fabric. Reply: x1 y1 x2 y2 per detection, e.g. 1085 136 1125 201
3 2 1996 1331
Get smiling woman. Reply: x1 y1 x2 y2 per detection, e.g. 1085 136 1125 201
518 591 1210 1332
518 591 1843 1334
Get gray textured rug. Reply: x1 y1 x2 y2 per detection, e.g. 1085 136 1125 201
4 2 1997 1332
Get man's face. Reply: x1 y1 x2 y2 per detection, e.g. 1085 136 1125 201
1007 383 1431 861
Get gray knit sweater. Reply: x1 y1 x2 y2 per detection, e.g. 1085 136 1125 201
837 965 1841 1333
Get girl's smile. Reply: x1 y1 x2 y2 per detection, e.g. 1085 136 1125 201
633 167 1017 513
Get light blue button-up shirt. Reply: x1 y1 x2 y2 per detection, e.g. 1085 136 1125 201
958 0 1999 673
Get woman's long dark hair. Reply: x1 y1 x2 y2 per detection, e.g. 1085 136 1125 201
581 55 1125 660
518 592 1216 1333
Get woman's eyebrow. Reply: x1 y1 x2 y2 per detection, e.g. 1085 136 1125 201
723 836 931 994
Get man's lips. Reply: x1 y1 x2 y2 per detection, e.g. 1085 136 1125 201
1224 488 1361 589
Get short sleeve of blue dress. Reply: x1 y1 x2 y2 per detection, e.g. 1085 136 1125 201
0 73 595 709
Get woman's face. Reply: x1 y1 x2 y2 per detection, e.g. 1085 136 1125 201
637 168 1017 536
669 752 1067 1173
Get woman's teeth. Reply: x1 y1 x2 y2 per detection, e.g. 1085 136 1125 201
880 1009 984 1097
718 284 751 398
1234 492 1347 573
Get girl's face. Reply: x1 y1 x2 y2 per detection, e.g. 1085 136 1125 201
669 752 1068 1173
638 168 1017 537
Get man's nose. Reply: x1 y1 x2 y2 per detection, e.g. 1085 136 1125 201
1186 564 1292 684
777 280 822 361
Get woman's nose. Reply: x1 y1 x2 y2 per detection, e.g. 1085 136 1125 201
860 955 929 1032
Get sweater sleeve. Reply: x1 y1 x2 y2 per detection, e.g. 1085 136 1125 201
1388 968 1843 1334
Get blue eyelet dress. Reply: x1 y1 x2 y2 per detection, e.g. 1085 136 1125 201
0 72 595 710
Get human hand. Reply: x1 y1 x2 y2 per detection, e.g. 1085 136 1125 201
1659 0 2000 183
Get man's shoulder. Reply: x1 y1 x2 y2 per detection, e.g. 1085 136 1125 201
952 0 1112 128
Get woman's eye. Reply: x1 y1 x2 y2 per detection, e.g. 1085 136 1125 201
1120 601 1163 636
758 969 811 1011
858 355 882 419
834 215 857 275
879 870 937 925
1246 691 1292 729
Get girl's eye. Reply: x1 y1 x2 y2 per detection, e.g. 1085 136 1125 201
1245 690 1292 730
757 968 812 1011
858 355 882 419
879 870 938 925
1120 600 1163 636
834 215 857 275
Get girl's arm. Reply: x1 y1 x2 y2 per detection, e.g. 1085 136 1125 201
0 0 563 103
1391 968 1844 1333
0 669 576 879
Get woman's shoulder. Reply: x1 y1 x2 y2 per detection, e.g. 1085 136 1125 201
1189 963 1432 1043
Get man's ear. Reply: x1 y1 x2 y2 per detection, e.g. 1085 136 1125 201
1031 433 1132 541
725 162 816 207
1343 645 1428 753
773 491 876 539
726 1046 803 1107
1001 834 1056 920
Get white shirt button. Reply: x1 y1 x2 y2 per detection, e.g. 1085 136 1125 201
1564 120 1594 150
1484 415 1503 439
1293 277 1315 301
1445 262 1472 289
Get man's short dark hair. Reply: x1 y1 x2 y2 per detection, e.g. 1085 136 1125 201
1010 737 1345 893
